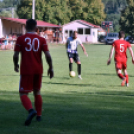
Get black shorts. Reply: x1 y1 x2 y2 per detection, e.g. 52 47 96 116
67 52 80 62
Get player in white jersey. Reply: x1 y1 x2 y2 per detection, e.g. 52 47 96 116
66 31 88 79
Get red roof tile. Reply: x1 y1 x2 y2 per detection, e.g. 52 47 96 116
77 20 100 28
0 17 60 27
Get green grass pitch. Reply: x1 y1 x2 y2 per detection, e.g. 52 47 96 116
0 44 134 134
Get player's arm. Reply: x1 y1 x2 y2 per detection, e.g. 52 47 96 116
80 43 88 57
128 47 134 64
44 51 54 79
13 51 19 72
107 46 114 65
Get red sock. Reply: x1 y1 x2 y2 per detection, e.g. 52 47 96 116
125 75 129 83
118 73 124 79
20 95 33 111
34 95 42 116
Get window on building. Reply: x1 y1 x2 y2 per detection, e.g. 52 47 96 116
85 28 90 35
65 30 68 34
69 30 73 36
78 28 83 34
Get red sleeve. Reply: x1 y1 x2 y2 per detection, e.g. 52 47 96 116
14 37 21 52
42 38 49 52
127 42 131 48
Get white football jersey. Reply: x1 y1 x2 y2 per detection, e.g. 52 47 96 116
67 37 82 53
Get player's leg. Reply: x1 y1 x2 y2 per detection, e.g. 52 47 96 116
33 74 43 121
69 58 73 71
122 69 129 87
115 63 126 86
20 93 33 112
33 90 42 121
75 53 82 79
19 75 37 126
68 52 74 72
122 60 129 87
20 93 37 126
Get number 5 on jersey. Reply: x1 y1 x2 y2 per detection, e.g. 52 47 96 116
25 37 40 52
120 44 124 52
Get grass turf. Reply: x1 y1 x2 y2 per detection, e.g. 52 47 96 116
0 44 134 134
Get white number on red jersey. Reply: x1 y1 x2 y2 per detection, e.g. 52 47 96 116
120 44 124 52
25 38 40 51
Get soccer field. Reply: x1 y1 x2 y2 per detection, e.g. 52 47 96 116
1 44 134 134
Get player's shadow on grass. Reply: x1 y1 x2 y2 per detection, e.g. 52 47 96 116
42 81 92 87
91 73 134 77
42 76 70 80
89 73 116 76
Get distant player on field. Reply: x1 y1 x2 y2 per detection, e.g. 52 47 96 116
13 19 54 126
107 31 134 87
66 30 88 79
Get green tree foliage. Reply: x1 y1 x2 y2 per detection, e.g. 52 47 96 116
0 0 20 18
83 0 106 25
119 0 134 36
102 0 127 32
0 10 12 17
16 0 106 25
0 0 20 8
17 0 33 19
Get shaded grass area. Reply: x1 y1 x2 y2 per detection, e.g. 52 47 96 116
0 44 134 134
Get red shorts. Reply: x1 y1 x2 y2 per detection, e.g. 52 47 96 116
19 74 42 93
115 59 127 70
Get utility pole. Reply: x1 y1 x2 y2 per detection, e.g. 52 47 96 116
12 8 14 18
32 0 35 19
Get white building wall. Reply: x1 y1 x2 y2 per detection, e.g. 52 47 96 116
91 28 98 43
0 19 3 38
62 21 98 43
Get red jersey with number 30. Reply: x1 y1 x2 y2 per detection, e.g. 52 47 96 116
14 33 49 75
112 39 131 61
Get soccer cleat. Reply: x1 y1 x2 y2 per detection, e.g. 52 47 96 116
78 75 82 80
25 109 37 126
121 77 126 86
126 83 129 87
36 116 42 122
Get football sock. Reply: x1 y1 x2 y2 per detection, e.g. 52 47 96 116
20 95 33 111
69 63 73 71
125 75 129 83
118 73 124 79
78 64 81 75
34 95 42 116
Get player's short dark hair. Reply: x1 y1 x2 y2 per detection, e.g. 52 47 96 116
26 19 37 31
119 31 125 38
73 30 78 34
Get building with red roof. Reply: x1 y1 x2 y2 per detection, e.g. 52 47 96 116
62 20 104 43
0 17 61 38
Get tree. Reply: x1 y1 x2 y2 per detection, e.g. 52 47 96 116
16 0 106 25
0 10 12 17
119 0 134 36
83 0 106 25
101 0 127 32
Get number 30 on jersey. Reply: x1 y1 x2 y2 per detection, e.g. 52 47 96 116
25 37 40 52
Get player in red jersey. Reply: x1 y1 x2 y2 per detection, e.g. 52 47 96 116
107 31 134 87
13 19 54 126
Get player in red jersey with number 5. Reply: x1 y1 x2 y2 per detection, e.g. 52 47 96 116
107 31 134 87
13 19 54 126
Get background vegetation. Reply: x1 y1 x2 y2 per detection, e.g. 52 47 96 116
1 0 134 35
